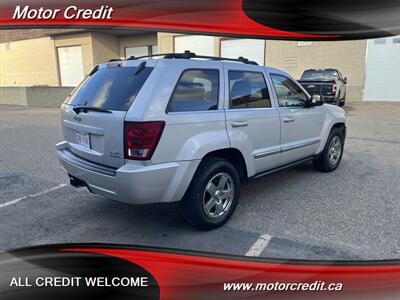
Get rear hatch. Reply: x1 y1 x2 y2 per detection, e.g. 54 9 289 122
61 61 154 168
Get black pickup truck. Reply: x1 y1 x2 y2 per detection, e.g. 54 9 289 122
298 69 347 106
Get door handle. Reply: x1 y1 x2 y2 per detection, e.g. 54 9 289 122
231 120 248 127
283 117 295 123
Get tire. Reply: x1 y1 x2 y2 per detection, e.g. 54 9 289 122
181 157 240 230
313 128 344 172
334 98 340 106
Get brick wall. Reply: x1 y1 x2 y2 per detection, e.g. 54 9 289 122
0 29 84 43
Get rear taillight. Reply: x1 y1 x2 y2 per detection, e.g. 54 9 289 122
332 84 337 93
124 121 165 160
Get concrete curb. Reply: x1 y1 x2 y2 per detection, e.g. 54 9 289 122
0 86 73 108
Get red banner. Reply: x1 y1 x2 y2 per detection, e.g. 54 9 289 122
1 1 399 40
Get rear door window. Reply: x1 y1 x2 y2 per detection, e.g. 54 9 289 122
167 69 219 112
66 66 153 111
229 71 271 109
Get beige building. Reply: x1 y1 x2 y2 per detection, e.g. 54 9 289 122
1 29 399 103
158 33 368 101
0 29 157 87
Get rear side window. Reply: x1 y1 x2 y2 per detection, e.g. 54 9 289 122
167 69 219 112
229 71 271 109
66 66 153 111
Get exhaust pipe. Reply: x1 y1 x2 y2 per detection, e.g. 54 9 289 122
68 174 86 188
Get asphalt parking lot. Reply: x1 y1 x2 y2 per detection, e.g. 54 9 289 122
0 102 399 260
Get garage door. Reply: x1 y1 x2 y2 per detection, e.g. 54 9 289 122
363 36 400 101
125 46 149 58
57 46 84 87
221 39 265 65
174 35 215 56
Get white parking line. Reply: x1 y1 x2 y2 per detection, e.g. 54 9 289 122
245 233 273 256
0 183 67 208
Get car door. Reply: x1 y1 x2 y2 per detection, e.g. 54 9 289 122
269 73 325 165
224 64 281 176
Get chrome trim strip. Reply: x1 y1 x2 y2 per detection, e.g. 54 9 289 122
254 149 281 159
226 107 277 112
281 139 320 153
63 120 105 135
254 139 320 159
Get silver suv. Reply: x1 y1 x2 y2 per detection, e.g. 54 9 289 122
57 51 346 230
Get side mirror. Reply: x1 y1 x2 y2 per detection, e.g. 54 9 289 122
304 95 323 107
343 77 347 84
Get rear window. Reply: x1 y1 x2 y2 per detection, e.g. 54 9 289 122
66 66 153 111
301 70 338 81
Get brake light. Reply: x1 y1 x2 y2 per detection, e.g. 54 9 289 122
332 84 337 93
124 121 165 160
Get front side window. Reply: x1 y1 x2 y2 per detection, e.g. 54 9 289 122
271 74 307 107
168 69 219 112
229 71 271 109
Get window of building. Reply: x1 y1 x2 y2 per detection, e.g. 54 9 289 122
125 46 148 58
221 39 265 66
57 46 84 87
167 69 219 112
174 35 215 56
298 41 312 46
283 56 297 72
270 74 307 107
125 45 158 59
229 71 271 109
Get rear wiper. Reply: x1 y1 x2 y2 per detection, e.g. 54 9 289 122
73 106 112 114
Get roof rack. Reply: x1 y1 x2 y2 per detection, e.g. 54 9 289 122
126 50 258 65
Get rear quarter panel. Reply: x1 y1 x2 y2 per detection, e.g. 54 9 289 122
155 111 230 163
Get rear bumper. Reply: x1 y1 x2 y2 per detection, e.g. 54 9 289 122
56 141 200 204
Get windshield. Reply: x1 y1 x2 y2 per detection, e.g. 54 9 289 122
66 66 153 111
301 70 338 81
